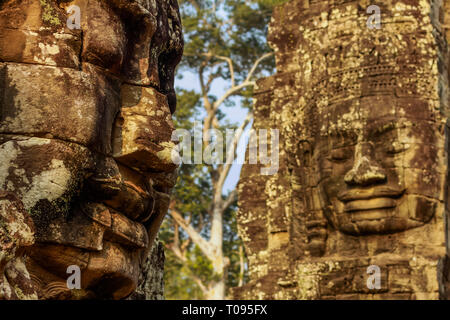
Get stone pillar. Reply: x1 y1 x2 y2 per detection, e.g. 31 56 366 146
234 0 450 299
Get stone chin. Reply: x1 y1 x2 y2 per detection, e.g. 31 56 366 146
0 137 170 299
28 241 142 300
24 155 171 299
324 192 438 236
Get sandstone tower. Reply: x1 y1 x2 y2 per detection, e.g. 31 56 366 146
234 0 450 299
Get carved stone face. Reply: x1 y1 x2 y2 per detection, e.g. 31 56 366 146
312 98 446 235
286 1 448 238
0 0 182 299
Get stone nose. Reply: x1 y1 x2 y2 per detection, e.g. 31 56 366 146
344 144 386 186
112 84 177 173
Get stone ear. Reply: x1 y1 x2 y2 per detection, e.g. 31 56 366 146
297 140 312 167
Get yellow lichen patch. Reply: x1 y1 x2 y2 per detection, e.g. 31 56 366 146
39 0 61 26
157 141 177 164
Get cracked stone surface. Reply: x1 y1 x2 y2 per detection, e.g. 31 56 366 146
234 0 450 300
0 0 183 300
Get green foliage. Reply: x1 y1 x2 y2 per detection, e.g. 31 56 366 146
160 90 213 298
173 89 201 129
179 0 283 83
163 246 204 300
160 0 284 299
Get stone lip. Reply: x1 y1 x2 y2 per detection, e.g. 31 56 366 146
344 197 396 213
28 162 173 299
338 187 405 219
337 186 405 202
80 202 149 250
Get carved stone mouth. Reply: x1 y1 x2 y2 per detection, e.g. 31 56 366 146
344 197 396 213
80 202 149 249
102 181 155 223
80 177 155 250
88 171 162 221
81 159 174 251
338 187 405 202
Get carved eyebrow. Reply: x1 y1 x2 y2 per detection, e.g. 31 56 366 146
367 120 397 137
326 125 358 137
324 128 358 147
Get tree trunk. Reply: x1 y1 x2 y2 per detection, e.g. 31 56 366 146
206 203 225 299
205 279 225 300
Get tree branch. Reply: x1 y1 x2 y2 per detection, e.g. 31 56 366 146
244 52 274 83
199 65 213 111
191 274 208 294
213 55 235 87
166 221 188 262
209 52 273 119
169 202 216 259
174 222 180 249
188 0 200 12
205 68 222 93
181 238 191 253
215 112 253 201
212 81 255 112
222 189 237 212
166 240 208 295
167 242 187 262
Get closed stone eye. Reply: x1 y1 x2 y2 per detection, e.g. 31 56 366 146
385 141 409 155
329 148 351 161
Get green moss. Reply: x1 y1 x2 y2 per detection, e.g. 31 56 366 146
40 0 61 26
14 286 25 300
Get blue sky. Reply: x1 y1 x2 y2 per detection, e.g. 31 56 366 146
176 70 251 194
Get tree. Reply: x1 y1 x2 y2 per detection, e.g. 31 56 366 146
160 0 288 300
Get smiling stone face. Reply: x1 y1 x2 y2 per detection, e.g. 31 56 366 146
0 0 182 299
313 101 446 235
283 0 449 239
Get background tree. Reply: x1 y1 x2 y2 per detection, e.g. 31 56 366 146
159 0 288 300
